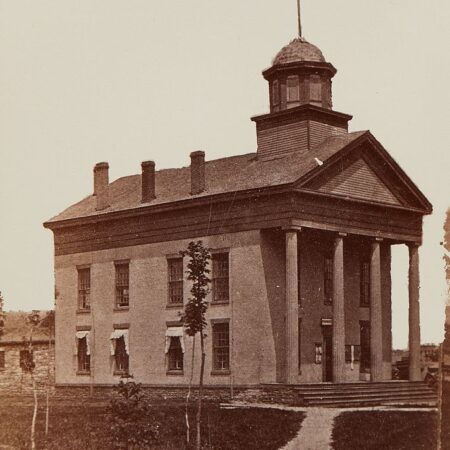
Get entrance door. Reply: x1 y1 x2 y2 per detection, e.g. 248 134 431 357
360 321 371 375
322 326 333 382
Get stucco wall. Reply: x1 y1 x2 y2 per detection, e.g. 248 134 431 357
54 228 393 386
55 230 279 386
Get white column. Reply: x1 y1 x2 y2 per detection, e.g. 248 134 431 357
408 244 421 381
332 234 346 383
285 229 299 384
370 240 383 381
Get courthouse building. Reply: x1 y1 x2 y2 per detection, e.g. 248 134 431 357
44 36 432 388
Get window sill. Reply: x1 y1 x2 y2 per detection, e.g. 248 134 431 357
76 309 91 314
166 303 183 309
113 307 129 312
76 371 91 376
166 370 184 376
211 370 231 376
210 301 230 306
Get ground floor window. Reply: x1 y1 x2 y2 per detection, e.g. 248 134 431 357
315 343 322 364
165 327 185 373
0 350 4 369
76 331 91 373
345 345 361 364
168 338 183 371
110 329 129 374
212 322 230 371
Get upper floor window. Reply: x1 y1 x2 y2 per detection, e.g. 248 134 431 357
324 257 333 305
110 329 129 374
168 258 184 305
76 331 91 373
310 75 322 105
212 322 230 372
287 75 300 103
0 350 5 369
115 262 129 308
77 267 90 311
360 261 370 307
212 253 229 303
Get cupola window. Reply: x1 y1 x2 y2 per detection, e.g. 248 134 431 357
287 75 300 107
272 80 280 111
310 75 322 106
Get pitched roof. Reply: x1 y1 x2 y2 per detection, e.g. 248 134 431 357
0 311 53 344
46 131 367 224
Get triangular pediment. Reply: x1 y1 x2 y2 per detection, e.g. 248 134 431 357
317 157 402 205
297 132 432 212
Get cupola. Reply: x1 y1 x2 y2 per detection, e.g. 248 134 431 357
263 37 337 112
252 31 352 161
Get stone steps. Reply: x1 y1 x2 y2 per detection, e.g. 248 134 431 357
294 381 437 407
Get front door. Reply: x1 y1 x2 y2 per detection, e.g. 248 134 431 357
360 321 371 375
323 326 333 382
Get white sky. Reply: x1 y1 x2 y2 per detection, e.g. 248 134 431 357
0 0 449 348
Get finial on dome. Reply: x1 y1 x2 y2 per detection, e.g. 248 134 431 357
297 0 303 38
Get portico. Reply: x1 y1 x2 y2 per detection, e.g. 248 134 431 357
284 226 423 383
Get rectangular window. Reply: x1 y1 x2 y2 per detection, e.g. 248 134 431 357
168 337 184 371
19 350 33 372
272 80 280 106
315 343 323 364
114 336 129 374
324 257 333 305
287 75 300 102
360 261 370 307
0 351 5 369
168 258 184 305
77 337 90 373
212 253 229 303
345 345 361 363
77 267 91 310
310 75 322 103
115 263 129 308
212 322 230 372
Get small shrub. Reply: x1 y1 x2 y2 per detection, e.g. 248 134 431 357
109 378 160 449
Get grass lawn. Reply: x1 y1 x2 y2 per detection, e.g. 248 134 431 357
0 396 305 449
331 410 437 450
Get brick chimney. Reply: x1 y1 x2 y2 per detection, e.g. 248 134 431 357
190 151 205 195
141 160 156 203
93 162 109 211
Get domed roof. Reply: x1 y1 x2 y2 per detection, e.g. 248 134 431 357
273 37 325 65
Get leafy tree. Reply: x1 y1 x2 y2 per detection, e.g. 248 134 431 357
180 241 211 450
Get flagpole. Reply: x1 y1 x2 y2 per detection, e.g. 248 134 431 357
297 0 302 38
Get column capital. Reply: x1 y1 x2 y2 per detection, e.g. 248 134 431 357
337 232 348 237
407 242 421 249
282 226 302 232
